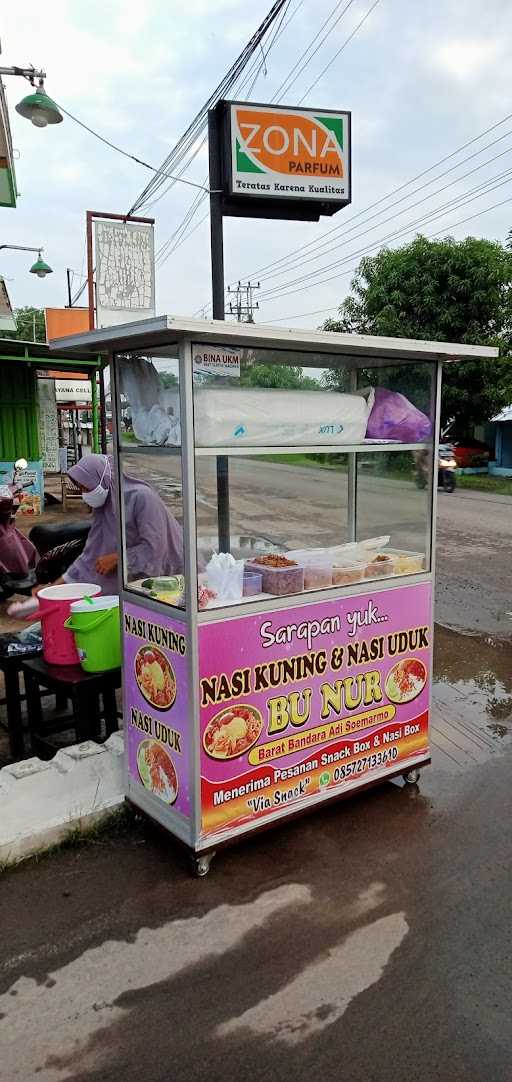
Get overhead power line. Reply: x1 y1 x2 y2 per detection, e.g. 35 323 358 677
258 138 512 287
298 0 382 104
259 176 512 303
233 109 512 286
271 0 357 102
155 0 303 267
127 0 289 215
262 193 512 321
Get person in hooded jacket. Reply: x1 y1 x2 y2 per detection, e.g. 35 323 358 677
41 453 183 594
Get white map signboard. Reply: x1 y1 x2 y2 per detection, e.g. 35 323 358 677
95 220 155 328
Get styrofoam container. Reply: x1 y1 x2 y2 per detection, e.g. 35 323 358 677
194 388 374 447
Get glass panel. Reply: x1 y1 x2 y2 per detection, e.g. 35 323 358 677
355 449 433 577
193 349 435 610
118 450 185 608
116 346 179 448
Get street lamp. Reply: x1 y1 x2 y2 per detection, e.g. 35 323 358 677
0 65 63 128
0 244 53 278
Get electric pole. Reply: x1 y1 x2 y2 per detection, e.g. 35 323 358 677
227 280 260 322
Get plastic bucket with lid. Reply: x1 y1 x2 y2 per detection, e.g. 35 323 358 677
64 595 121 673
38 583 102 666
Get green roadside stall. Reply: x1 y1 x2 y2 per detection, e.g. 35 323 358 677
0 339 106 505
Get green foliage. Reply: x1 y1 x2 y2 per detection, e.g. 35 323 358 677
0 306 46 343
241 363 318 389
159 371 178 388
323 235 512 433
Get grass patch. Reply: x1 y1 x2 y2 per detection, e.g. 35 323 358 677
456 474 512 496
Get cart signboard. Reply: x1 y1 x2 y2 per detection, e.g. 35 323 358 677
199 583 431 842
123 601 191 822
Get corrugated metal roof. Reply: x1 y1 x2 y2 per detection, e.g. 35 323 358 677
492 405 512 422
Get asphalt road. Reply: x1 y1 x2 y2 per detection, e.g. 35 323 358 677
0 466 511 1081
127 452 512 637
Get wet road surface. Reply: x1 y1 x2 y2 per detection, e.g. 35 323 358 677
0 627 511 1081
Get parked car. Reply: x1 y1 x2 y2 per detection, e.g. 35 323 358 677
450 438 491 469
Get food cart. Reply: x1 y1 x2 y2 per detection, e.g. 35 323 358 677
52 318 496 874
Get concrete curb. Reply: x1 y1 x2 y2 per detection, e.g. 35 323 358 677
0 733 125 868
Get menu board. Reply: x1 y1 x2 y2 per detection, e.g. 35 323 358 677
123 601 191 821
199 583 431 842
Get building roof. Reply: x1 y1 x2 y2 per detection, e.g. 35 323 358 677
48 314 499 364
493 405 512 423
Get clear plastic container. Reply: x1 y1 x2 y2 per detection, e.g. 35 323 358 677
304 564 333 590
243 570 263 596
332 562 366 586
246 560 304 596
364 554 394 579
390 553 424 575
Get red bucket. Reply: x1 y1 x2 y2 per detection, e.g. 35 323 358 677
38 583 102 666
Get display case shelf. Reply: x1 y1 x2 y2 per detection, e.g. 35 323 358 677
119 440 430 457
194 441 430 456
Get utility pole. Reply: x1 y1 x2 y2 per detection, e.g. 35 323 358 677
227 280 260 322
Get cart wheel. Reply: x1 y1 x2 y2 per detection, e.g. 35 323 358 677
402 768 420 786
192 852 215 877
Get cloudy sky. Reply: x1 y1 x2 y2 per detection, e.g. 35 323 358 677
2 0 512 328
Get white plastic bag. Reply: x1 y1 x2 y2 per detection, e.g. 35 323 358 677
194 388 375 447
206 553 244 602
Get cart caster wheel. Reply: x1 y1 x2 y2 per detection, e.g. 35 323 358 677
403 769 420 786
192 852 215 877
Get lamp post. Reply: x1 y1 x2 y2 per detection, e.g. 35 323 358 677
0 65 63 127
0 244 53 277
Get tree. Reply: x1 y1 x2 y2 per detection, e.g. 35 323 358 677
323 235 512 433
241 363 318 389
0 306 46 343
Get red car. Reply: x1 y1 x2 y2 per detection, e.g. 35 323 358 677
450 438 491 469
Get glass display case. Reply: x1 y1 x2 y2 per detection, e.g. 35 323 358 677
52 317 496 875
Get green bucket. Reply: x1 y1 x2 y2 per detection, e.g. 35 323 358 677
64 595 121 673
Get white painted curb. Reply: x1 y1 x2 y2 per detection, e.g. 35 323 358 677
0 732 125 867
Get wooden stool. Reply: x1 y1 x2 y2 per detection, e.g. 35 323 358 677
22 657 121 760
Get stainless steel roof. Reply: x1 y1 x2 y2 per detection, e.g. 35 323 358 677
49 314 499 363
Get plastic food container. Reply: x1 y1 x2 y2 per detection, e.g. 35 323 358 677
391 553 424 575
246 560 304 596
332 562 366 586
364 554 394 579
304 564 333 590
243 571 263 596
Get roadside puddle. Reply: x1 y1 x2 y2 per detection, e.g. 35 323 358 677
432 625 512 771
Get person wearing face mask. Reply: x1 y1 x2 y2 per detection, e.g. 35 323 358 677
46 453 183 595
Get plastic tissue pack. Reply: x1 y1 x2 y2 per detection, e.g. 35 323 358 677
206 552 244 602
194 388 374 447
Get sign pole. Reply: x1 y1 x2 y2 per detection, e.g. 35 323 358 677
208 107 230 553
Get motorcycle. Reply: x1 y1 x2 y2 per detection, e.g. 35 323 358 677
0 459 92 604
438 443 457 492
0 459 37 601
415 445 457 492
